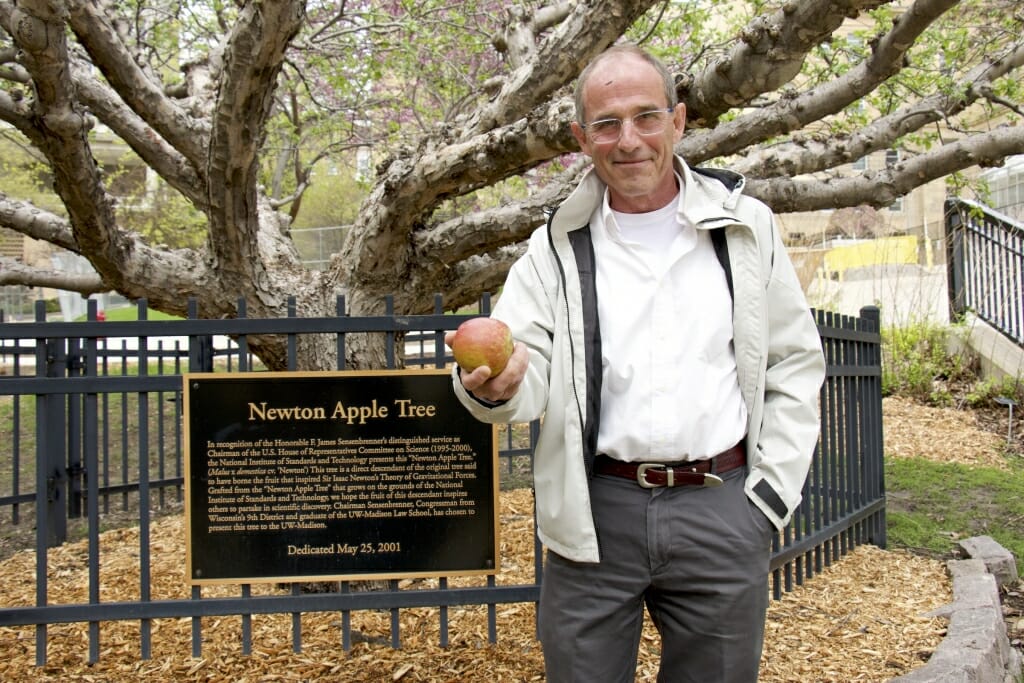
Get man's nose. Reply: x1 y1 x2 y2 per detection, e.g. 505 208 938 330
616 119 642 149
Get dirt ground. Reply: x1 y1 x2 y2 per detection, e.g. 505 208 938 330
0 395 1021 682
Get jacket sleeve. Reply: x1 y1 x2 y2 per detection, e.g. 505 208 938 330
748 212 827 529
450 231 557 425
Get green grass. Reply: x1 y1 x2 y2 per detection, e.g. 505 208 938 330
885 455 1024 574
75 306 182 322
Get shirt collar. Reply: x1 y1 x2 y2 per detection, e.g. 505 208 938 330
599 172 686 242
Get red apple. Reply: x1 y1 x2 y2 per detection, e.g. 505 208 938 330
451 317 514 375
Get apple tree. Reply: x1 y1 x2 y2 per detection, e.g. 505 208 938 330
1 0 1022 369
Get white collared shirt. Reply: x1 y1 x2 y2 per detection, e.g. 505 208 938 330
592 184 747 462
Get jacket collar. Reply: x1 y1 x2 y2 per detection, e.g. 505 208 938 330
550 156 747 236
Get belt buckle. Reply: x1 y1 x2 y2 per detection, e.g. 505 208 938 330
636 463 724 488
636 463 665 488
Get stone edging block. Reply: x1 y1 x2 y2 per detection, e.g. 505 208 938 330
888 537 1022 683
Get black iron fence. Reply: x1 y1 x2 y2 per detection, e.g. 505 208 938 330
946 197 1024 346
0 297 883 666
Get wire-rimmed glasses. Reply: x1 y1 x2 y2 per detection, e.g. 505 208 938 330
581 108 675 144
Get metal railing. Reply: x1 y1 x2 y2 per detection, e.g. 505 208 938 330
0 297 884 666
946 197 1024 346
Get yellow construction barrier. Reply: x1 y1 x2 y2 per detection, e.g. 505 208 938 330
822 236 919 280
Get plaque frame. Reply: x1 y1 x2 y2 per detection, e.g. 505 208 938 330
182 369 499 586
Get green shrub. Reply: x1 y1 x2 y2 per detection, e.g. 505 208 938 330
964 375 1024 409
881 321 974 404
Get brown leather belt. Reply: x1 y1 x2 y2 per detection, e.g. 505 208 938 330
593 443 745 488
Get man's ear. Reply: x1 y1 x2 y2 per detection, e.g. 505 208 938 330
570 121 591 155
672 104 686 142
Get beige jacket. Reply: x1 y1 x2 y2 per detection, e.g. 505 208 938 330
452 158 827 563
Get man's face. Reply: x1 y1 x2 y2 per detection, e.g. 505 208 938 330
571 55 685 214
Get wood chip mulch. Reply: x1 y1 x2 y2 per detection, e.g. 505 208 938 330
882 395 1010 469
0 484 951 682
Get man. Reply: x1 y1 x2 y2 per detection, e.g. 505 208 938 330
448 44 826 682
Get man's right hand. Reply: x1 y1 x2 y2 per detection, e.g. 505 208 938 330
445 331 528 404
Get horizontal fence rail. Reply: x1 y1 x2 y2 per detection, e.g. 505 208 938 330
0 296 884 666
946 197 1024 346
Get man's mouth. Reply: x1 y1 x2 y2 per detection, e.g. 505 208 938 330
614 158 651 167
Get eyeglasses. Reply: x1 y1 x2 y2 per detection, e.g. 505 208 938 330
581 108 675 144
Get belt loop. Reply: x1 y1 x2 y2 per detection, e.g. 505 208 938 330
710 452 718 475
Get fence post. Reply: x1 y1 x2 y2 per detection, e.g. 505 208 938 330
188 299 214 372
945 199 966 323
859 305 886 548
39 333 69 547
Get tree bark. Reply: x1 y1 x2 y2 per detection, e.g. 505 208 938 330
2 0 1024 372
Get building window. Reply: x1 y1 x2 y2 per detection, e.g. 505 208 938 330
886 149 900 167
852 156 867 171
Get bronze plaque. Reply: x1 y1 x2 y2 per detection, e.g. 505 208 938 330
182 370 498 585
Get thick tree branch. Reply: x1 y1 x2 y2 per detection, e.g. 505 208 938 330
432 245 527 313
682 0 890 127
0 255 106 294
339 97 579 298
415 173 571 266
496 2 573 68
0 193 213 315
470 0 657 135
65 0 210 167
732 38 1024 179
0 87 34 131
9 1 127 282
0 45 30 83
205 1 305 291
746 124 1024 212
0 194 77 251
70 61 205 207
684 0 959 164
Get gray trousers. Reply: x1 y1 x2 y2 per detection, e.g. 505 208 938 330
537 467 774 683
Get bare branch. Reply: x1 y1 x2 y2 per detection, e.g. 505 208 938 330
0 255 106 294
205 1 305 280
746 124 1024 212
0 194 77 251
732 38 1024 178
428 245 527 313
978 83 1024 118
682 0 889 127
65 0 209 166
684 0 960 163
8 1 125 279
339 95 579 293
470 0 658 135
496 2 573 68
415 175 567 267
70 61 206 206
0 87 34 131
0 44 30 83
